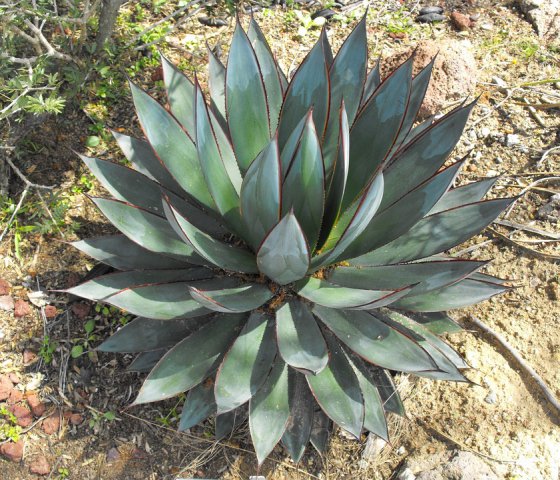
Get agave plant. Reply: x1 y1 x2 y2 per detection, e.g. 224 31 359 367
69 16 512 463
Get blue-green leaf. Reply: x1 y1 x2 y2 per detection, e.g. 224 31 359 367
256 212 310 285
276 300 328 374
179 380 216 431
226 22 270 172
208 46 227 125
250 359 290 465
133 314 246 404
428 177 498 215
129 81 215 210
189 283 273 313
215 312 276 413
161 53 195 134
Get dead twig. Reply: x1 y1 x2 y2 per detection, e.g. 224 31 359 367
503 176 560 218
494 219 560 240
487 227 560 262
469 315 560 420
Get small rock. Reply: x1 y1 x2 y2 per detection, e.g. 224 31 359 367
106 447 121 463
518 0 560 39
198 16 227 27
71 302 90 320
27 393 46 417
419 6 443 15
7 388 23 404
8 373 20 384
0 440 24 462
311 8 336 20
69 413 84 425
397 445 407 455
0 278 11 295
397 467 416 480
23 349 37 365
0 295 15 311
9 404 33 427
14 299 32 318
484 390 497 404
42 413 60 435
486 169 499 177
0 375 14 401
450 11 472 31
360 433 387 467
505 134 520 147
416 13 446 23
537 196 560 223
29 455 50 475
44 305 58 318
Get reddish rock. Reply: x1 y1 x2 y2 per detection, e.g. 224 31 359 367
69 413 84 425
14 299 32 317
450 11 472 31
9 404 33 427
0 374 14 401
7 388 23 404
0 440 24 462
8 373 20 384
42 413 60 435
382 39 477 118
44 305 58 318
0 279 11 295
0 295 15 311
26 392 46 417
23 349 37 365
71 302 90 320
106 447 120 463
29 455 50 475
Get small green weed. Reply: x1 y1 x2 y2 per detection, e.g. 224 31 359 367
0 405 23 442
39 335 58 364
70 318 97 360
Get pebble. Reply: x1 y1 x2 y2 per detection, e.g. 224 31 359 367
14 299 32 318
27 392 46 417
416 13 446 23
29 455 50 476
0 278 11 295
360 433 387 467
450 11 472 31
485 390 498 404
311 8 336 20
505 134 520 147
42 412 61 435
0 295 15 311
0 440 24 462
397 467 416 480
479 127 491 138
419 6 443 15
9 404 33 427
397 445 407 455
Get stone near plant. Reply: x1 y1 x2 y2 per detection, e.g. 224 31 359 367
42 412 60 435
416 12 446 23
0 278 11 295
450 11 472 31
29 455 51 476
9 404 33 427
14 299 32 317
0 374 14 401
67 15 512 464
22 349 37 365
518 0 560 39
0 295 15 311
0 440 24 462
26 392 46 417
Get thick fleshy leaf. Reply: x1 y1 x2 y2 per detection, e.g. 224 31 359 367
71 235 190 270
384 310 467 369
240 137 282 248
320 102 350 246
360 60 381 107
249 360 290 465
392 57 435 150
330 259 486 297
98 317 201 353
161 53 195 134
322 17 367 172
428 177 498 215
306 336 364 439
226 22 270 172
282 371 314 463
313 305 438 373
280 112 308 177
278 31 329 147
310 409 330 454
256 212 310 285
295 277 397 309
343 56 413 209
92 198 202 262
276 300 328 374
247 17 284 132
376 311 466 381
112 132 183 195
344 160 463 260
347 353 388 440
380 102 475 210
412 312 462 335
128 349 166 372
350 198 514 266
65 268 209 301
369 368 405 416
195 81 243 229
208 47 227 124
189 283 273 313
104 277 237 320
164 202 257 273
81 155 168 215
282 112 325 249
313 173 384 268
392 278 508 312
215 312 276 413
129 82 215 210
179 380 216 431
133 313 247 404
216 409 246 439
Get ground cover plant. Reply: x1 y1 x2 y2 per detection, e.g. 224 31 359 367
65 13 517 465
